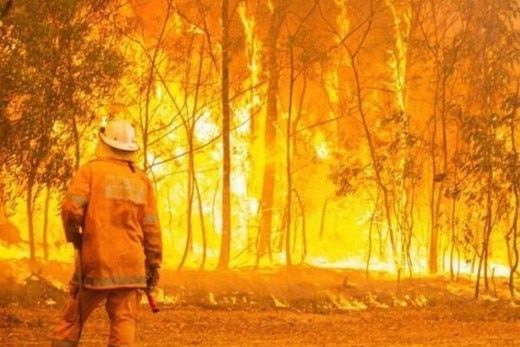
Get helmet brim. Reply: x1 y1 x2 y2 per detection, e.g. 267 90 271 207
99 133 140 152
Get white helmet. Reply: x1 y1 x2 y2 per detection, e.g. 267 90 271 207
99 120 139 152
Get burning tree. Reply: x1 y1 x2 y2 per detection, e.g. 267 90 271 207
0 0 519 300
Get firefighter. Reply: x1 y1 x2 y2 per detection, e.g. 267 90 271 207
51 119 162 347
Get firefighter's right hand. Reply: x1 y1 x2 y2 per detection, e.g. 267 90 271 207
146 266 160 288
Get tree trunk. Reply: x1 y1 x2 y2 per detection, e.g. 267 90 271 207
194 176 208 270
292 189 306 264
507 84 520 297
43 184 51 261
27 174 36 264
217 0 231 270
258 2 283 261
475 155 494 299
0 181 6 224
508 183 519 298
284 36 296 268
178 133 195 271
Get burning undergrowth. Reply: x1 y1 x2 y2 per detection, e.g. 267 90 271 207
0 259 516 314
159 267 498 313
0 271 67 308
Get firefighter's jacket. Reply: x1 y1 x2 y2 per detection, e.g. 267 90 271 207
61 151 162 290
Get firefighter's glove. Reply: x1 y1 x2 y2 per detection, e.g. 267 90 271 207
146 266 160 289
64 221 83 250
71 232 83 250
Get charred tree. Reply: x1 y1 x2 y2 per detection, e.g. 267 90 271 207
42 184 50 260
217 0 231 270
257 1 284 263
506 84 520 298
284 28 295 268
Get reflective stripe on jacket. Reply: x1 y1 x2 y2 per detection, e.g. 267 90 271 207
61 158 162 290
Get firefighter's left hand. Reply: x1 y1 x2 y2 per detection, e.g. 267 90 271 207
71 232 82 250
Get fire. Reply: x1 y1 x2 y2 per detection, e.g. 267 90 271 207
0 244 29 260
194 110 220 143
238 2 262 93
385 0 411 111
1 0 518 290
323 0 350 116
314 138 329 160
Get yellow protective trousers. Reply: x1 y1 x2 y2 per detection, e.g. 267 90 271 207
51 288 141 347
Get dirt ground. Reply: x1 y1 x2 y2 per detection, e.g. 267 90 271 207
1 261 520 346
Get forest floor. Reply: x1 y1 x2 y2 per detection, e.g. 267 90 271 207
1 260 520 346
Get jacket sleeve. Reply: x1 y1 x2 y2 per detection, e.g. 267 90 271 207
143 177 162 269
61 166 91 243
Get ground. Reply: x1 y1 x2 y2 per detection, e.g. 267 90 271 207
1 261 520 346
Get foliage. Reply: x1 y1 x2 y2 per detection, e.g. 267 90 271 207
329 153 365 197
0 0 124 200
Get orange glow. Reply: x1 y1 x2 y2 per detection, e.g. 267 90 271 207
238 3 262 93
385 0 411 111
1 0 517 284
